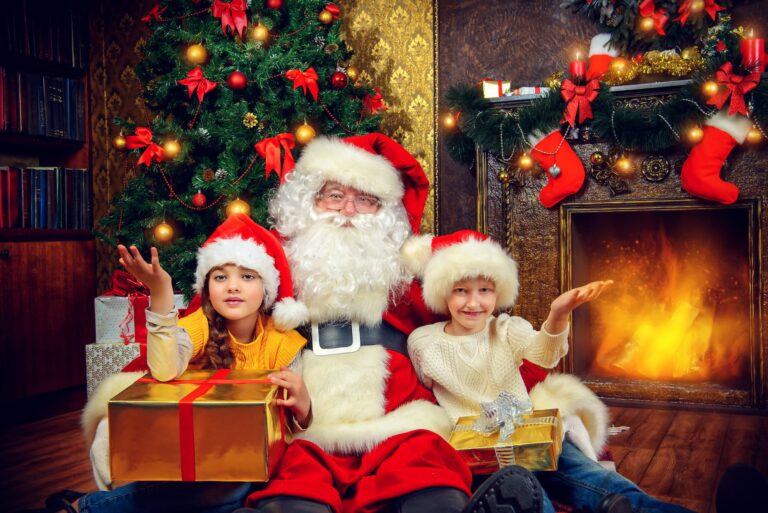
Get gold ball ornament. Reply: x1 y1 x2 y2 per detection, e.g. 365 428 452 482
295 122 316 145
346 66 359 82
497 169 511 184
610 57 629 74
590 151 606 167
163 140 181 159
442 113 457 129
153 222 174 243
226 198 251 217
690 0 705 13
640 17 655 32
614 156 633 176
687 126 704 144
318 9 334 24
113 134 127 150
252 23 270 42
702 80 719 97
186 43 208 64
518 153 534 171
746 127 764 144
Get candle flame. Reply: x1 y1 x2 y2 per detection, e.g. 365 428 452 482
749 28 754 38
576 51 581 60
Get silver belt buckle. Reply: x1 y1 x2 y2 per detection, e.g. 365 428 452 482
311 321 362 355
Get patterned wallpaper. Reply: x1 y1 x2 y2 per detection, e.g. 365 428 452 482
90 0 437 293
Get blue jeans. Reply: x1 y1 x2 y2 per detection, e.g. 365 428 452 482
77 481 253 513
536 440 694 513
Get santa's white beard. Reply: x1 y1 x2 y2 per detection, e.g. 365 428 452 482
284 210 410 325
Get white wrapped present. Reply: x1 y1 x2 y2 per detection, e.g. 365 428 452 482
85 342 142 397
94 294 187 344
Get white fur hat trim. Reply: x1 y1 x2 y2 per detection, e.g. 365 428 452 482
194 235 280 308
292 137 404 201
422 237 519 314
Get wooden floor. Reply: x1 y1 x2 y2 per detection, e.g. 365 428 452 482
1 405 766 513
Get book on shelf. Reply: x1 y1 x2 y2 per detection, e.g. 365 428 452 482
0 166 90 231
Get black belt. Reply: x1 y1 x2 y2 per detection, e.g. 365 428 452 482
299 320 407 355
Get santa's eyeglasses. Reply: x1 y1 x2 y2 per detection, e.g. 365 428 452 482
316 191 381 212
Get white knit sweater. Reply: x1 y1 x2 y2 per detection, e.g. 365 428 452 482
407 314 569 424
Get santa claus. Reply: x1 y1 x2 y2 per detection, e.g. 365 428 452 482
239 133 545 513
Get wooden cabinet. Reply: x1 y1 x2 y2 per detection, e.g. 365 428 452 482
0 0 93 406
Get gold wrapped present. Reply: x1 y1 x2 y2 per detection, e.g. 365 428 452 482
481 79 511 98
449 409 562 474
109 369 287 482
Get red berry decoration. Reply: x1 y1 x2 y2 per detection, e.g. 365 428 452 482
266 0 283 8
330 70 348 90
192 191 207 207
227 70 247 90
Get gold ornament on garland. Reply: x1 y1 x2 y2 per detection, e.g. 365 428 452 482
442 112 457 129
746 127 764 144
226 198 251 217
163 140 181 159
346 65 359 82
590 151 606 167
295 122 317 144
518 153 534 171
687 126 704 144
702 80 720 97
318 9 334 24
251 23 269 43
186 43 208 64
613 155 634 176
113 132 127 150
153 221 174 243
603 48 705 86
243 112 258 128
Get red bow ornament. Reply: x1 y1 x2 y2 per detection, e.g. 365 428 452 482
363 88 388 115
639 0 668 36
213 0 248 38
142 4 168 22
125 127 165 166
285 68 319 101
560 79 600 127
706 62 760 116
675 0 724 25
324 3 341 19
178 68 218 103
255 133 296 184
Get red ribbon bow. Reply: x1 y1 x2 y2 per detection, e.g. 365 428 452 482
363 87 388 115
324 3 341 19
639 0 668 36
675 0 724 25
560 79 600 126
108 270 150 297
255 133 296 184
141 4 168 22
178 68 218 103
285 67 319 101
706 62 760 116
212 0 248 38
125 127 165 166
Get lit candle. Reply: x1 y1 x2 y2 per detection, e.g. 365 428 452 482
740 29 765 73
569 51 587 81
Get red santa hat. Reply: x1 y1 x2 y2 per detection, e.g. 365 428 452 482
195 213 294 310
289 133 429 233
401 230 519 314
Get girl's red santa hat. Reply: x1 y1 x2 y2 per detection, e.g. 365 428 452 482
401 229 519 314
195 213 295 311
288 133 430 233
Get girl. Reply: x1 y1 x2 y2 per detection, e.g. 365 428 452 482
43 214 309 513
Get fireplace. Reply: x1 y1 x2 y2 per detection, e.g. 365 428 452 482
561 200 760 407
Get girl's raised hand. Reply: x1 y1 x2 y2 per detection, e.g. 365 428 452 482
269 367 312 428
117 244 172 292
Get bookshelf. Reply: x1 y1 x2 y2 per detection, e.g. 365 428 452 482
0 0 94 409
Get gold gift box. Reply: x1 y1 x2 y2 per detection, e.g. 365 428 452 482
481 79 511 98
109 370 287 482
449 409 562 474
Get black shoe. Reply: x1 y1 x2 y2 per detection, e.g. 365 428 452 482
44 489 85 513
397 486 468 513
245 496 333 513
463 465 544 513
715 464 768 513
596 493 633 513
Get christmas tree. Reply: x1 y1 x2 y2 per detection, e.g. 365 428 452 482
98 0 386 296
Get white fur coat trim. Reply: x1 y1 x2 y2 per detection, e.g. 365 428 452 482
529 373 608 455
81 371 145 447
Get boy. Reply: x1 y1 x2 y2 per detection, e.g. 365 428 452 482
404 230 697 513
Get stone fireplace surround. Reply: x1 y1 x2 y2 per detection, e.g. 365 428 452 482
476 81 767 409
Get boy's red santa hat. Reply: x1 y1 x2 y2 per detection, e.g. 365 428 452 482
195 213 294 310
287 133 430 233
401 230 519 314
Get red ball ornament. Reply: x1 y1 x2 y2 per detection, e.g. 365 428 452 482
330 71 348 90
192 191 207 207
266 0 283 8
227 70 247 90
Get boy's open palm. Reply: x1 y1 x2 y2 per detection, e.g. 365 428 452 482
117 244 171 291
551 280 613 318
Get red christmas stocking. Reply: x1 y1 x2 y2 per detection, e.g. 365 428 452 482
680 111 751 204
587 33 619 80
529 129 586 208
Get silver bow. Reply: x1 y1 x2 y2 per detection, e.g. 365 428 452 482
472 391 533 440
